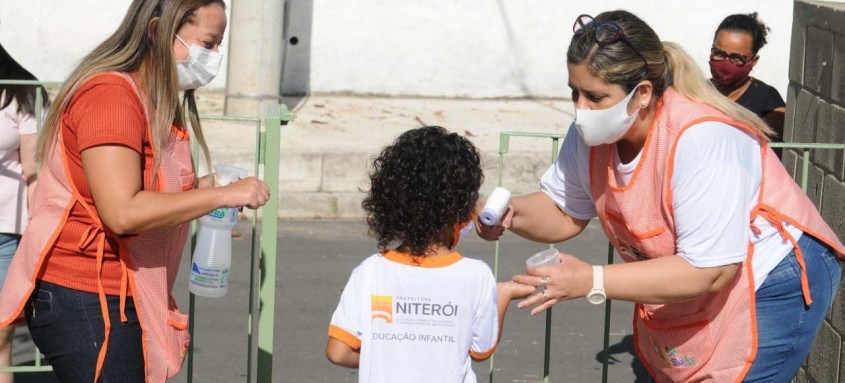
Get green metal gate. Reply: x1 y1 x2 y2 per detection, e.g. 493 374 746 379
3 79 843 382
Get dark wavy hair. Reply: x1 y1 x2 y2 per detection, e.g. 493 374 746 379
362 126 483 256
0 43 50 116
715 12 770 55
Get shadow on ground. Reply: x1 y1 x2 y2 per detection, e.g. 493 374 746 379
596 334 651 382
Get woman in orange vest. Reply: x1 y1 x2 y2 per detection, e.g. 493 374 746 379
478 10 844 383
0 1 270 382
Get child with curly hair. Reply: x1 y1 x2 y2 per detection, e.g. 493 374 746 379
326 126 533 382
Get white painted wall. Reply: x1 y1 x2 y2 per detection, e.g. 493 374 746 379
310 0 794 98
1 0 793 98
0 0 232 89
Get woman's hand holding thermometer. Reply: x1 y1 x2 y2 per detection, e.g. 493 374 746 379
476 187 512 241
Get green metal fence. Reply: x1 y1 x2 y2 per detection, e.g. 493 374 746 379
4 79 844 382
491 131 845 383
0 80 292 383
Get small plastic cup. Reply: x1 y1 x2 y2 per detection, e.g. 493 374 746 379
525 248 561 267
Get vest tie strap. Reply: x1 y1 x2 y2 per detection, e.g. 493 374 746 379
752 207 812 306
79 223 131 383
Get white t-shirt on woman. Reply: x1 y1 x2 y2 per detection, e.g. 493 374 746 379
540 122 802 290
0 93 36 234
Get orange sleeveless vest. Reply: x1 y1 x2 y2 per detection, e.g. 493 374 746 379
589 87 845 383
0 72 195 383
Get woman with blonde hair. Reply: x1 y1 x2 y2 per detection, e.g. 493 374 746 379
478 10 843 383
0 1 269 382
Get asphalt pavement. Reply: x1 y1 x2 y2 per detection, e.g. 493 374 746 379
9 219 644 383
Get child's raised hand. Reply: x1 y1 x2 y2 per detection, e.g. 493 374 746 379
497 281 535 301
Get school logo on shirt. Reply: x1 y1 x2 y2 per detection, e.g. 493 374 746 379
371 295 394 323
371 295 461 345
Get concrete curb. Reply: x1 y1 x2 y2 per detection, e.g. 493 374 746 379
197 94 574 219
273 150 557 219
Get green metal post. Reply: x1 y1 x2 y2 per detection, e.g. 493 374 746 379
187 258 197 383
601 244 615 383
801 149 810 192
187 135 201 383
35 87 43 134
254 104 294 383
542 137 560 383
248 118 263 383
488 133 509 383
494 132 510 278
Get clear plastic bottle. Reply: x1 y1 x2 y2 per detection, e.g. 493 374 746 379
189 165 248 298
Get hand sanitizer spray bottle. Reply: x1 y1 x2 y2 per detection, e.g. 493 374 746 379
189 165 248 298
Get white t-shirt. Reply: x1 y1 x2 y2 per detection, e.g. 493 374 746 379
0 93 37 234
540 122 802 290
329 251 498 383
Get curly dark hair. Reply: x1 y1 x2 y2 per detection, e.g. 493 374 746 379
362 126 483 256
715 12 770 55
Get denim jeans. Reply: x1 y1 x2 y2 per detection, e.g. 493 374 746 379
25 280 145 382
743 234 842 382
0 234 20 288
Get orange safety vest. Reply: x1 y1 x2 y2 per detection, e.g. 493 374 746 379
0 72 194 382
589 87 845 383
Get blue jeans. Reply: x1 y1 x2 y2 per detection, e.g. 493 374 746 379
743 234 842 382
25 280 145 382
0 234 20 288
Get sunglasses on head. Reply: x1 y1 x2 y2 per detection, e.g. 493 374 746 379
573 14 650 72
710 47 754 66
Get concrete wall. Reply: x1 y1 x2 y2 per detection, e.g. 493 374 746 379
2 0 792 98
304 0 793 98
0 0 232 90
786 1 845 382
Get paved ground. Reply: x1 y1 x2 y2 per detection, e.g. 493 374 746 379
10 220 644 383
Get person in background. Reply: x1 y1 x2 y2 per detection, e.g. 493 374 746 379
326 126 533 382
0 1 269 382
710 12 786 156
0 43 49 383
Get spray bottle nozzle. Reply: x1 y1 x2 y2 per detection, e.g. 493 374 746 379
214 165 249 186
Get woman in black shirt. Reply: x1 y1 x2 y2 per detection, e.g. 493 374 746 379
710 13 786 155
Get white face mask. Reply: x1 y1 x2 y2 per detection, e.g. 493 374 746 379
450 220 475 249
574 86 641 146
175 35 223 91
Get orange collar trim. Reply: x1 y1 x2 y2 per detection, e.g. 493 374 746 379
381 250 463 268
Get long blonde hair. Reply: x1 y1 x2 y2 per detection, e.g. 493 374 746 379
567 10 773 137
37 0 224 176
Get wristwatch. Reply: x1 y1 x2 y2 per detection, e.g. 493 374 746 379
586 265 606 305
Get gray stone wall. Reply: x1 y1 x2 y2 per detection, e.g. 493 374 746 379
789 1 845 382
